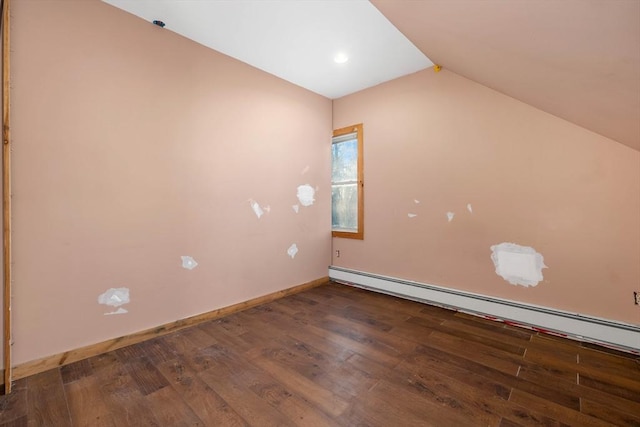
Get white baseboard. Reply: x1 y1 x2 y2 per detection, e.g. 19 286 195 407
329 266 640 354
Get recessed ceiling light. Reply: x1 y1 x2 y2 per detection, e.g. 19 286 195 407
334 53 349 64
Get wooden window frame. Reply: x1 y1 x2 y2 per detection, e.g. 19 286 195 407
332 123 364 240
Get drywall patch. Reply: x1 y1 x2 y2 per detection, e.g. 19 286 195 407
249 199 264 219
181 256 198 270
105 307 128 316
408 213 417 218
447 212 455 222
98 287 130 315
287 243 298 259
98 288 129 307
467 204 473 213
297 184 315 207
292 204 299 213
491 242 548 287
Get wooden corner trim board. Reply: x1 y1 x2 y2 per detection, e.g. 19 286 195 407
11 277 329 382
2 0 12 394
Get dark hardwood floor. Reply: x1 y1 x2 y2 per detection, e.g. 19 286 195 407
1 282 639 426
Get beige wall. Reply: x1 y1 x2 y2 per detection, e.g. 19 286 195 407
11 0 331 365
332 68 640 325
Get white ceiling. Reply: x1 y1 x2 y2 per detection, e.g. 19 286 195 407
101 0 433 99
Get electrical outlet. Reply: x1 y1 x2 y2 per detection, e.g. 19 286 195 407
635 291 640 305
335 250 340 258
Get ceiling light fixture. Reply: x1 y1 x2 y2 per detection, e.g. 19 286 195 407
334 53 349 64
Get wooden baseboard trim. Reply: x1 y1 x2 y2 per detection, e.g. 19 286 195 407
12 277 329 381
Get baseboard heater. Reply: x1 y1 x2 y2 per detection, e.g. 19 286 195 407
329 266 640 354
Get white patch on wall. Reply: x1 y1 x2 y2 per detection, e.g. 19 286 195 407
104 307 128 316
446 212 455 222
297 184 315 207
292 204 299 213
181 255 198 270
98 287 130 315
408 213 417 218
414 199 420 204
491 242 548 287
467 204 473 213
287 243 299 259
249 199 264 218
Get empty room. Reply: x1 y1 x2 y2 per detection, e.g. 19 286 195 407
0 0 639 425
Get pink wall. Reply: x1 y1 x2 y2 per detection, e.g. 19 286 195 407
332 69 640 325
11 0 331 365
8 0 639 368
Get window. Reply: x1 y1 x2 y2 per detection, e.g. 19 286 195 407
332 123 363 239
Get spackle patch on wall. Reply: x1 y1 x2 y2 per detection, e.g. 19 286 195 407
467 204 473 213
447 212 455 222
297 184 315 207
249 199 265 219
292 204 299 213
287 243 298 259
105 307 128 315
408 213 417 218
181 256 198 270
98 287 130 315
491 243 548 287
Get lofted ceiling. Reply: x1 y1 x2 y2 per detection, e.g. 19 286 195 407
103 0 639 150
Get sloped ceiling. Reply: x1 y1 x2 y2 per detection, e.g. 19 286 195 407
101 0 432 99
371 0 640 151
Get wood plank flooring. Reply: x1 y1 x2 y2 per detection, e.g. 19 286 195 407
1 282 639 426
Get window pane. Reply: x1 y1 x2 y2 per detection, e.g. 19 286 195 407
332 183 358 230
331 123 363 239
332 140 358 183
